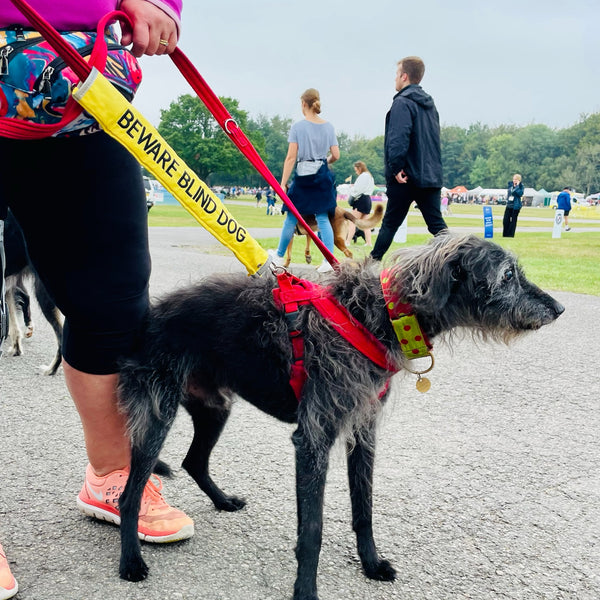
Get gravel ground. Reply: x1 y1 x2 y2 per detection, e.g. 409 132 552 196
0 227 598 600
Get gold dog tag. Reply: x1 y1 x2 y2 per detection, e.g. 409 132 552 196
416 375 431 393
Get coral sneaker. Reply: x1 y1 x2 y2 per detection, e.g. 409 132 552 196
0 544 18 600
77 464 194 543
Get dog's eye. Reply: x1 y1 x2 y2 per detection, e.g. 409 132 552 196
503 269 514 282
451 265 464 281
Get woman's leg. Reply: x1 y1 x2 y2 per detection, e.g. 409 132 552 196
360 212 373 245
4 134 149 476
276 213 298 257
315 212 334 253
63 363 129 475
345 209 361 244
346 221 356 245
502 207 512 237
509 209 520 236
1 134 192 542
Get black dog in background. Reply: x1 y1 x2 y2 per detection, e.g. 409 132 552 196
1 210 63 375
115 234 564 600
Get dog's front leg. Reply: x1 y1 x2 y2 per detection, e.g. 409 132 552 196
292 424 333 600
347 427 396 582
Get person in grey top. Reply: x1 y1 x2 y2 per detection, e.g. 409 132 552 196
270 88 340 273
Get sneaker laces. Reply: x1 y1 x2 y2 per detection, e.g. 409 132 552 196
142 474 166 505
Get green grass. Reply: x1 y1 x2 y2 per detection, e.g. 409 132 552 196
148 202 286 228
149 203 600 296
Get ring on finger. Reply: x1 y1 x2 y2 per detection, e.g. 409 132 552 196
159 39 169 46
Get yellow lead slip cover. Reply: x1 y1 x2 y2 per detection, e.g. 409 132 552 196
73 68 269 276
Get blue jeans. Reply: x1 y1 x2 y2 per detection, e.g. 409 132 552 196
276 213 334 257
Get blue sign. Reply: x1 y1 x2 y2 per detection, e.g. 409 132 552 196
483 205 493 238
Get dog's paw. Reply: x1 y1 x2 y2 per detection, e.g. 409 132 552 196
363 558 396 581
215 495 246 512
25 324 34 338
119 556 149 582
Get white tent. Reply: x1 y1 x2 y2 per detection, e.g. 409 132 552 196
531 188 551 207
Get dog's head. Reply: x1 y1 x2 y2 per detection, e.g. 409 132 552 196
385 232 565 341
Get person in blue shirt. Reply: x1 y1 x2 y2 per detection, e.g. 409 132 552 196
556 187 572 231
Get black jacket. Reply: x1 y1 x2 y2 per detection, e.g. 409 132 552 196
384 84 443 187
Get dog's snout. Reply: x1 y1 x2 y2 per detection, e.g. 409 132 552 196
553 301 566 317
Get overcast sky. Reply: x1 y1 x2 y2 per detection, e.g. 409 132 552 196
134 0 600 140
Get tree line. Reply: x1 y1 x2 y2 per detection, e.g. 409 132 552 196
157 94 600 195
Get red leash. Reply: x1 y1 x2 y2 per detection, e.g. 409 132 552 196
272 270 398 400
4 0 339 268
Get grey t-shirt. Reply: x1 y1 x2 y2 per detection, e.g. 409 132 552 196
288 120 338 162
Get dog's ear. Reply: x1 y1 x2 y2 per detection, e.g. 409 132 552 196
388 233 477 316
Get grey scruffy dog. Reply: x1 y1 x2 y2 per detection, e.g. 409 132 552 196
115 233 564 600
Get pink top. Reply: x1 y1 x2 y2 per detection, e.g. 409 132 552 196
0 0 182 32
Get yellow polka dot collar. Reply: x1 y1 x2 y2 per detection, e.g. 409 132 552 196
380 269 433 360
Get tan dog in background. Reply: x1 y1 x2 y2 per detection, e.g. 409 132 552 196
285 203 384 267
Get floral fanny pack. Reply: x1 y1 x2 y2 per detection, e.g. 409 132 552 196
0 26 142 137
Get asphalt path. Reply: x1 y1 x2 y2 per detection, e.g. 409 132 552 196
1 227 599 600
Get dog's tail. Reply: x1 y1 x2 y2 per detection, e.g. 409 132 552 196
351 203 384 230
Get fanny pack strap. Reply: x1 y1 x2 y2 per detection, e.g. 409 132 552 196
0 9 125 139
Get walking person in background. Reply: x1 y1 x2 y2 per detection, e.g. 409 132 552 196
265 187 275 214
346 161 375 246
370 56 447 261
502 174 524 237
0 2 193 597
556 187 572 231
270 88 339 273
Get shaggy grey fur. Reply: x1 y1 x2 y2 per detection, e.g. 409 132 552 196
115 232 564 600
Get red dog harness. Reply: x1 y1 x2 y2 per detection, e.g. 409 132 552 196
272 270 399 400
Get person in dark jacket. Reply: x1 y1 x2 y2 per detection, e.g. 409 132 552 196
370 56 447 261
502 174 524 237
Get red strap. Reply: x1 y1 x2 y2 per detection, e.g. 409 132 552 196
310 295 398 373
273 271 398 401
288 330 307 401
272 272 312 401
0 100 81 139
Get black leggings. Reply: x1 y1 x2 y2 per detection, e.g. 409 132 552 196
0 132 151 374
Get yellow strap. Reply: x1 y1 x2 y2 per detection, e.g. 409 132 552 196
73 69 269 276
